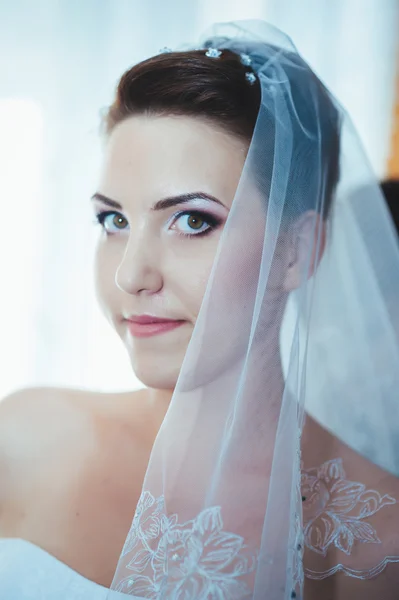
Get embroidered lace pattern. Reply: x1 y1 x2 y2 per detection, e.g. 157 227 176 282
114 458 398 596
301 458 398 580
115 491 257 599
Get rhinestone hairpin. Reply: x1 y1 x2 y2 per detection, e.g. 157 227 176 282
205 47 222 58
245 72 257 85
240 53 252 66
159 47 172 54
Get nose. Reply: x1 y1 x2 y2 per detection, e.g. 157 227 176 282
115 233 163 296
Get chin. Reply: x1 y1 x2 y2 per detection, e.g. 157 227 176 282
129 356 182 390
121 323 193 390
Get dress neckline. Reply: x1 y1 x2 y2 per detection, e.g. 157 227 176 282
0 538 109 591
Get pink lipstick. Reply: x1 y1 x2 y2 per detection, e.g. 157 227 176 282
126 315 185 338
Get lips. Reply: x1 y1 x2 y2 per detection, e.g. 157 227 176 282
125 315 185 338
127 315 180 325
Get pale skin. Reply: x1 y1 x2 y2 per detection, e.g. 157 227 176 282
0 114 398 598
0 115 249 587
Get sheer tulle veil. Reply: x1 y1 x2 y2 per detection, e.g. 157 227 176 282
106 20 399 600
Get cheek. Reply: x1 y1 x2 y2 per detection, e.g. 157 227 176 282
223 229 264 300
178 229 267 389
170 228 265 327
168 243 218 319
94 242 122 317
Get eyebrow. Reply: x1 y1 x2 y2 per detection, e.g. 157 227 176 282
91 191 227 211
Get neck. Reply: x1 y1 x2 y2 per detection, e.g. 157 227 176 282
249 288 288 389
137 291 288 435
147 386 174 410
221 292 289 481
139 386 174 434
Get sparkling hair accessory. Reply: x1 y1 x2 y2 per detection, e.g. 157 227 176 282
240 53 252 66
245 71 257 85
205 47 222 58
158 45 257 84
240 52 257 85
203 47 257 84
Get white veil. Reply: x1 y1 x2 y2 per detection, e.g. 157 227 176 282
107 20 399 600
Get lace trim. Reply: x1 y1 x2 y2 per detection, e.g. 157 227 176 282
305 556 399 580
114 457 398 594
302 458 397 580
115 491 257 599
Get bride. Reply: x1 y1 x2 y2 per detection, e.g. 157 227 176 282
0 20 399 600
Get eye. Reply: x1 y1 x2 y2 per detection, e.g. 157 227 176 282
95 211 129 234
170 210 222 237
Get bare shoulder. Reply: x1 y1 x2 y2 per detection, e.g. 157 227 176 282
0 385 146 475
0 386 147 544
0 387 113 506
0 385 146 454
0 386 98 451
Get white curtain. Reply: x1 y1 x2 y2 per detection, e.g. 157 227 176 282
0 0 397 398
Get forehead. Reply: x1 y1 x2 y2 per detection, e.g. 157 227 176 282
98 114 247 203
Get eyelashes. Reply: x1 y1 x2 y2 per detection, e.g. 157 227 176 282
94 210 128 234
94 209 224 238
170 210 223 237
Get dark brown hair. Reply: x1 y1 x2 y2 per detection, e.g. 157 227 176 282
105 44 340 218
105 49 261 142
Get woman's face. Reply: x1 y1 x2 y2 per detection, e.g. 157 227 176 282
93 115 247 389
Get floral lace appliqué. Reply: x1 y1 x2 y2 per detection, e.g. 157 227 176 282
115 491 257 599
301 458 396 560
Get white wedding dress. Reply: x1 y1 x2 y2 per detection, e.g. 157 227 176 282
0 538 129 600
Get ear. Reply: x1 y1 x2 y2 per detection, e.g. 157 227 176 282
283 211 326 292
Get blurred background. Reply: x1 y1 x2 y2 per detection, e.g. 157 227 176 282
0 0 398 398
